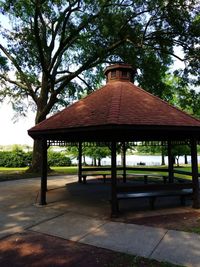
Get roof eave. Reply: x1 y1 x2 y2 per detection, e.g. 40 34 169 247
28 124 200 142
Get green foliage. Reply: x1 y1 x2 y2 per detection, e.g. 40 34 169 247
66 146 78 159
178 89 200 118
84 146 110 160
137 143 191 166
0 0 199 119
0 0 199 170
66 144 110 166
47 151 71 167
137 144 162 155
0 150 32 167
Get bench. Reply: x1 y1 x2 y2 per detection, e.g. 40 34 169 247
124 173 168 184
81 171 168 184
116 183 193 211
81 172 110 184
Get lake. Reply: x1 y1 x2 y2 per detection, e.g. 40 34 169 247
72 155 198 166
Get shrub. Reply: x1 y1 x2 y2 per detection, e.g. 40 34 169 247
0 150 32 167
48 151 71 166
0 149 71 167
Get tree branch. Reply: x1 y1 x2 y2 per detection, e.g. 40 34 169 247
49 4 73 52
55 38 125 92
0 44 38 103
77 75 93 91
34 2 49 73
143 42 184 61
49 12 100 75
0 74 28 90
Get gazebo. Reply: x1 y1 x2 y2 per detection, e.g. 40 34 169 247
28 63 200 216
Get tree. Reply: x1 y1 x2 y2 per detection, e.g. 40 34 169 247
85 146 110 166
66 144 110 166
137 142 191 166
0 0 199 172
177 89 200 118
171 145 191 166
162 73 200 118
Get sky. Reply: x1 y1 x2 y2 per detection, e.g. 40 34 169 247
0 101 35 146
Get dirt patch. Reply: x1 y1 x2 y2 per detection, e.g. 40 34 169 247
114 211 200 232
0 231 179 267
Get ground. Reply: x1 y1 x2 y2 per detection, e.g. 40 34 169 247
0 175 198 267
1 210 198 267
114 211 200 234
0 231 180 267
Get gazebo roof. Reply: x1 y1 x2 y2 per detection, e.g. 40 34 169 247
28 64 200 142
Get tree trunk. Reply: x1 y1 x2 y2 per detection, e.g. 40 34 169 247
83 155 86 166
121 149 124 167
161 143 165 165
28 73 50 173
28 139 44 173
98 158 101 166
176 156 180 166
161 153 165 165
184 154 188 164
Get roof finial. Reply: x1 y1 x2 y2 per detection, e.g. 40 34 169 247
104 63 135 83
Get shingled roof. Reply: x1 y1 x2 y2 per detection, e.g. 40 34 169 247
28 64 200 142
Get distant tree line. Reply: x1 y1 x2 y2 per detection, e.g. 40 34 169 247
0 146 71 167
137 144 200 166
0 143 198 168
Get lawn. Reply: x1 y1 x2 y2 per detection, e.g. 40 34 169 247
0 164 199 182
0 166 78 181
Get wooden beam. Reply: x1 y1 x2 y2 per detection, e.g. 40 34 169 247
111 141 118 217
191 138 200 208
168 140 174 183
40 139 47 205
78 141 82 183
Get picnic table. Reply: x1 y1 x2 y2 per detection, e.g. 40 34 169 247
116 182 193 211
80 168 168 184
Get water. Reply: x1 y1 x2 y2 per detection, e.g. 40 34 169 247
72 155 197 166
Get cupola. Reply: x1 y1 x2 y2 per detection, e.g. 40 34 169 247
104 63 135 83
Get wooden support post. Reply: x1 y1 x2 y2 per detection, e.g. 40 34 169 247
40 139 47 205
191 138 200 209
111 141 118 217
168 140 174 183
78 142 82 183
122 142 126 183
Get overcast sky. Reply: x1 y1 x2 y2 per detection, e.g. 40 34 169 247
0 101 35 146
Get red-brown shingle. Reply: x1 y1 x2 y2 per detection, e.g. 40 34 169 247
29 80 200 134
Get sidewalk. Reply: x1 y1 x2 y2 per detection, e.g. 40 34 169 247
30 210 200 267
1 176 200 267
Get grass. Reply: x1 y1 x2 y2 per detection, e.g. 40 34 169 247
0 164 199 182
0 166 78 181
49 166 78 175
185 226 200 235
0 167 28 171
105 254 184 267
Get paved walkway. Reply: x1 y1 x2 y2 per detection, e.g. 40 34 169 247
1 176 200 267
